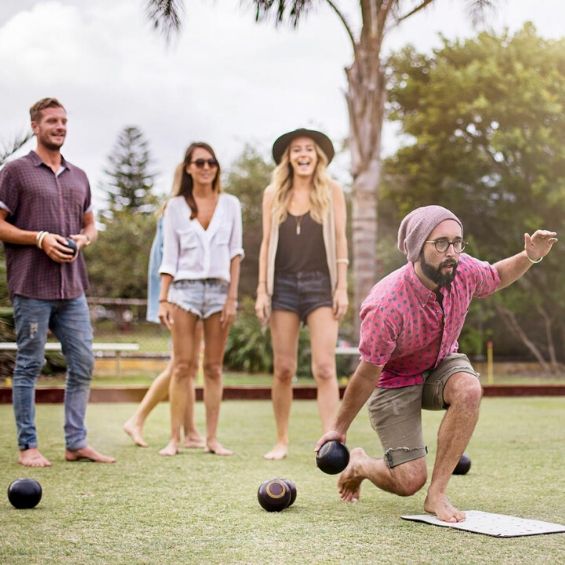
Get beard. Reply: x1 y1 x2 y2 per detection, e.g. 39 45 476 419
420 253 458 288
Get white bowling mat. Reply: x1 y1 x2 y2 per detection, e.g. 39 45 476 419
401 511 565 538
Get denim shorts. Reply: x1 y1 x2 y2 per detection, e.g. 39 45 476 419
367 353 480 468
168 279 228 319
271 270 333 323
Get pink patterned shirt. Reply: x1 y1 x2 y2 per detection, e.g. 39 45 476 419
359 254 500 388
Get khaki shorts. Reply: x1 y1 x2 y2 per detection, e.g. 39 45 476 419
367 353 479 468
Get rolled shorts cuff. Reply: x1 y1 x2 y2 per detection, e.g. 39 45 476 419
384 446 428 468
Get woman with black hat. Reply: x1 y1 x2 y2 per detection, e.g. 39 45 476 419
256 128 349 460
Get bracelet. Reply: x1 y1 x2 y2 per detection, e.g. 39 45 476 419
36 231 46 249
37 231 49 250
525 251 543 264
84 234 91 246
336 258 350 265
159 299 169 303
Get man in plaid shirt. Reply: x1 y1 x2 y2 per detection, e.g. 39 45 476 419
0 98 115 467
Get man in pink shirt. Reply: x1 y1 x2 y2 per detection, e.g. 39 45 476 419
316 205 557 522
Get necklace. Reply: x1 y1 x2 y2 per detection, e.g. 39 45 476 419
295 214 305 235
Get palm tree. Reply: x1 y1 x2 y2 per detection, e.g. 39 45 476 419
0 131 33 167
144 0 496 334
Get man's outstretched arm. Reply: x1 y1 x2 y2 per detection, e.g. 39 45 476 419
495 229 557 290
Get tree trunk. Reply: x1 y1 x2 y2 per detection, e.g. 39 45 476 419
494 303 556 373
345 39 386 337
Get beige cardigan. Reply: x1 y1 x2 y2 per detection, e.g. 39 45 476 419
266 189 337 299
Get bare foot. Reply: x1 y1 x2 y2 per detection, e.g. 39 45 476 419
65 446 116 463
263 443 288 460
158 441 179 457
18 448 52 467
424 491 465 522
338 447 369 502
123 419 148 448
183 435 206 449
205 441 234 456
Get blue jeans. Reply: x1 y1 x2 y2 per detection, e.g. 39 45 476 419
12 294 94 451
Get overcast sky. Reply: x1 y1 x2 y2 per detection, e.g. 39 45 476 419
1 0 564 204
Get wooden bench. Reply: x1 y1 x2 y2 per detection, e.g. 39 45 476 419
0 342 140 377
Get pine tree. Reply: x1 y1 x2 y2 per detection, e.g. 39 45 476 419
101 126 158 218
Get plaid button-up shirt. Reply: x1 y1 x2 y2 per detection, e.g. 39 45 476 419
359 254 500 388
0 151 91 300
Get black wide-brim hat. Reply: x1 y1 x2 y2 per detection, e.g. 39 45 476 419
272 128 335 165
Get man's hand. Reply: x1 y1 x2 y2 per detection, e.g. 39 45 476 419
41 233 76 263
524 230 558 262
314 430 346 454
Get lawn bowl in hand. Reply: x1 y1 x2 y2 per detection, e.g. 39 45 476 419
453 453 472 475
7 478 42 509
316 441 350 475
257 478 292 512
64 238 78 257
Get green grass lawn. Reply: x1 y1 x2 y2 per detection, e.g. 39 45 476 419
1 398 564 564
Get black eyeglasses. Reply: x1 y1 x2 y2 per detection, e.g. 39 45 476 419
191 158 218 169
425 238 467 253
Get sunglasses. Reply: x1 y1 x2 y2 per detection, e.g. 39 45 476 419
190 158 219 169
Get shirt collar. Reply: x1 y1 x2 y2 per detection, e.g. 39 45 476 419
29 150 69 170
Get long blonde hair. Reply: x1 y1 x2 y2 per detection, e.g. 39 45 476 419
271 140 331 225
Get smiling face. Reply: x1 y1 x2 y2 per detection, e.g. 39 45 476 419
32 106 67 151
186 146 219 187
416 219 463 289
288 136 318 178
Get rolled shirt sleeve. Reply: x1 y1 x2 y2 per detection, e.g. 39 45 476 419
229 196 244 260
159 202 179 277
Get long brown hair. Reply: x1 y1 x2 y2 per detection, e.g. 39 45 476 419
171 142 222 219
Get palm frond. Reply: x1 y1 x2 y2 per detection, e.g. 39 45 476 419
466 0 499 26
252 0 316 28
145 0 183 41
0 130 33 167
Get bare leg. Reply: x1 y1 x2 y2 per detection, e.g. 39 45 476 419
338 448 427 502
264 311 300 460
123 359 172 447
18 448 52 468
159 309 199 456
183 320 205 448
424 373 482 522
65 445 116 463
202 314 232 456
307 307 340 432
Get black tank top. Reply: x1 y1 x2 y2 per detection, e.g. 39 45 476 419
274 212 329 274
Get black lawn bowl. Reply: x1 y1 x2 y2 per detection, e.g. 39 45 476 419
283 479 297 507
7 478 42 509
257 478 292 512
316 441 350 475
453 453 472 475
64 238 78 257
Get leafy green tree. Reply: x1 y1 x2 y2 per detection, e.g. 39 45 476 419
382 24 565 369
88 125 160 299
100 126 158 218
145 0 498 334
86 210 157 299
225 145 271 299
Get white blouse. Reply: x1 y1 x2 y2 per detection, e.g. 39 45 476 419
159 193 244 283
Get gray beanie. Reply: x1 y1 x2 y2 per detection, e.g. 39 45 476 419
397 205 463 262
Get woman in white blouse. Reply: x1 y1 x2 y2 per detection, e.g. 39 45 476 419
158 142 244 457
